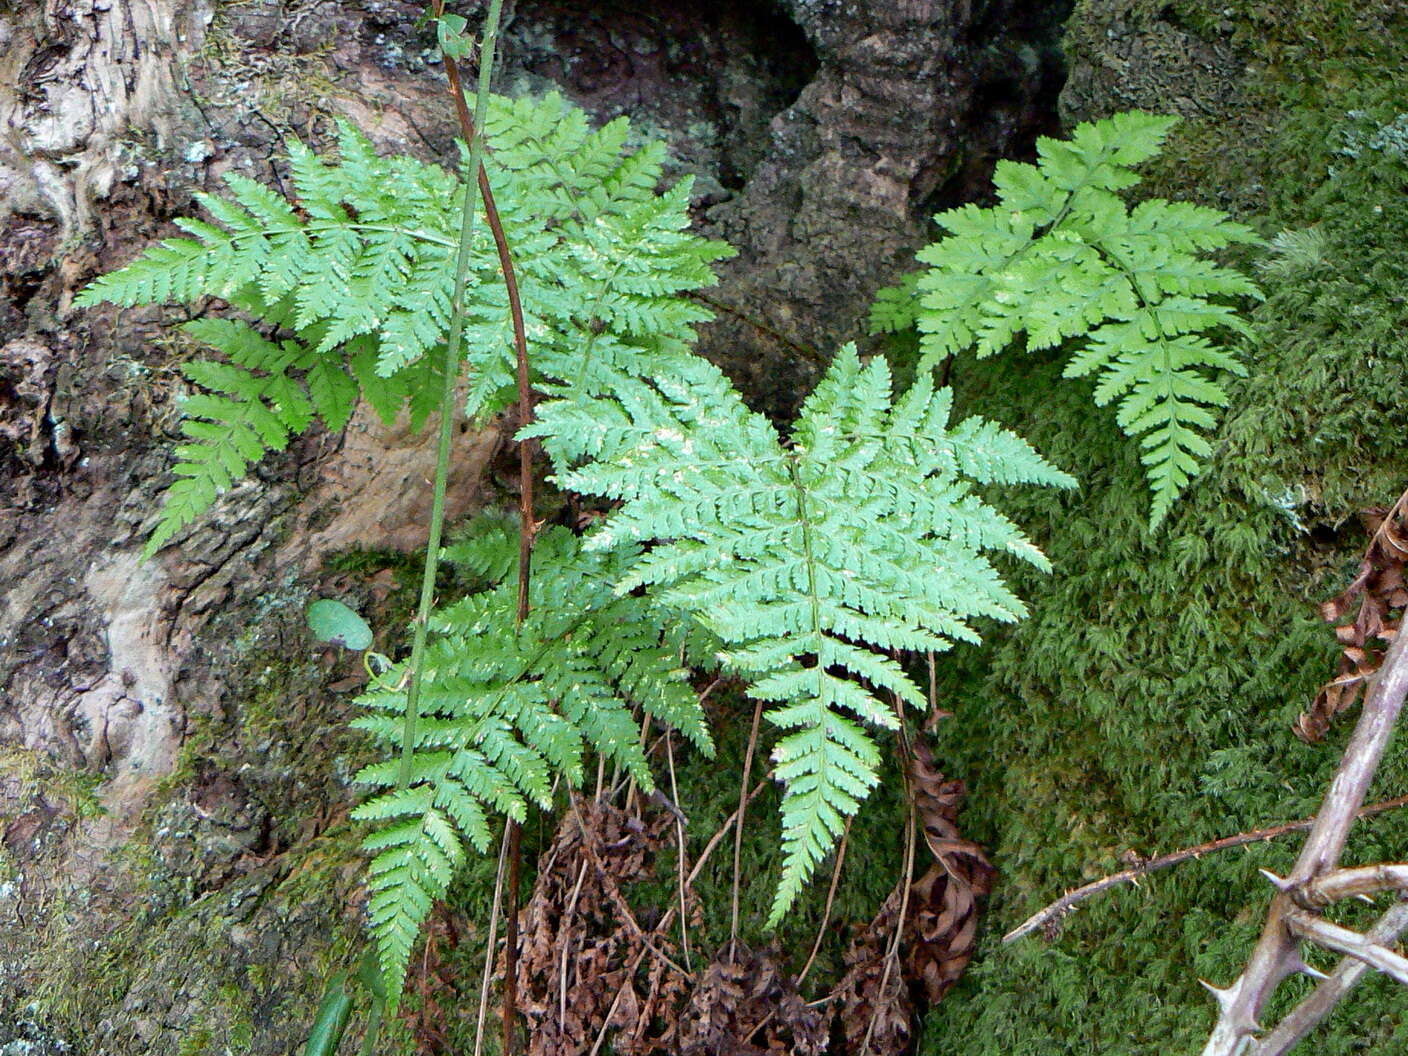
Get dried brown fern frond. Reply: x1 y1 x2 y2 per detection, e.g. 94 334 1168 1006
1296 488 1408 742
833 740 996 1055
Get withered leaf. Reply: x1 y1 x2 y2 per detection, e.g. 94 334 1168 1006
512 798 690 1056
679 946 827 1056
1297 490 1408 742
833 739 995 1055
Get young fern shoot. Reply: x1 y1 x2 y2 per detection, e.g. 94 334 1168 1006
873 111 1262 528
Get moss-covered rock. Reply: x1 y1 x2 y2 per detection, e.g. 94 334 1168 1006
915 2 1408 1051
10 599 376 1056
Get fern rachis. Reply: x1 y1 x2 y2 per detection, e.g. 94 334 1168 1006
352 517 713 995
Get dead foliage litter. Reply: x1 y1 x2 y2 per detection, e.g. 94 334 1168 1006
679 945 828 1056
494 733 995 1056
834 739 995 1055
1296 489 1408 742
512 796 691 1055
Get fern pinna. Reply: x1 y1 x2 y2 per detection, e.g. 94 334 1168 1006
353 516 712 998
535 344 1075 924
872 111 1261 528
74 92 730 556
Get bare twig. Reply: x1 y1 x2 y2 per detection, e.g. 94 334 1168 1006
688 291 828 367
558 860 589 1028
503 816 522 1055
1200 627 1408 1055
798 816 852 987
1003 794 1408 944
472 829 512 1056
689 779 768 889
1257 900 1408 1056
1283 908 1408 985
666 732 693 972
731 698 765 958
859 787 918 1056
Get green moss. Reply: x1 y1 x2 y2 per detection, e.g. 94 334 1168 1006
909 10 1408 1051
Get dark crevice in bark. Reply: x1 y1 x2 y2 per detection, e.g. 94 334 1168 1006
493 0 820 211
925 0 1075 214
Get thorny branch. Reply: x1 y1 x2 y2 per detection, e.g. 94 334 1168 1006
1294 862 1408 907
1014 488 1408 1055
1281 908 1408 985
1199 625 1408 1055
1003 794 1408 944
1256 900 1408 1056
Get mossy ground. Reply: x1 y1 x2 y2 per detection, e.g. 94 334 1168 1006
908 3 1408 1051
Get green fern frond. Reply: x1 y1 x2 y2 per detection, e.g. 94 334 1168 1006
545 344 1073 924
142 319 354 558
868 271 922 333
871 111 1261 528
76 92 732 554
352 519 711 999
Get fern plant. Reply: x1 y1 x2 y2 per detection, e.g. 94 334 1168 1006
532 343 1075 923
75 92 731 556
78 87 1126 1003
873 111 1262 528
352 514 713 996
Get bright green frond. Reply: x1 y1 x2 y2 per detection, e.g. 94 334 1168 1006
884 110 1259 528
76 92 733 555
352 520 709 994
556 342 1069 922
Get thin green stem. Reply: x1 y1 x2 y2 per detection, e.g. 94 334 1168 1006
398 0 508 790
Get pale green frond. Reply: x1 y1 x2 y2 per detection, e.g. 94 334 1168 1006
557 342 1068 922
896 110 1258 527
76 92 733 557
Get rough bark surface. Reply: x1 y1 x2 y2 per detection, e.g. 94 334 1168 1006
701 0 1068 417
1 1 1069 1051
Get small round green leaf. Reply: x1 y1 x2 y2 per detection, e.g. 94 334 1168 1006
437 13 473 60
307 599 374 651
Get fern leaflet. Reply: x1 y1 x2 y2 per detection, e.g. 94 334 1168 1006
352 515 711 998
873 111 1261 527
145 318 356 557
